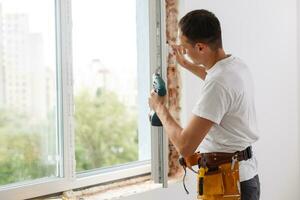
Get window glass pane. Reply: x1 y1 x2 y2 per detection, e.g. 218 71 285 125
72 0 150 173
0 0 58 186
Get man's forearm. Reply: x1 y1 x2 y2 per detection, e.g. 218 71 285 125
155 104 184 154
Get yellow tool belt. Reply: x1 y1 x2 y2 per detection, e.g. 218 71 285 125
197 161 240 200
179 147 252 200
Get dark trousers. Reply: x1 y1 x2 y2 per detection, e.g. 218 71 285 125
241 175 260 200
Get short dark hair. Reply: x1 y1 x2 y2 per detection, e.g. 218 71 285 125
179 9 222 50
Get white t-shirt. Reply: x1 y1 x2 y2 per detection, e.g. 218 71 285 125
192 55 259 182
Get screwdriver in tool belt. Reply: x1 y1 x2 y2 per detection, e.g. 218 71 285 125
198 167 208 196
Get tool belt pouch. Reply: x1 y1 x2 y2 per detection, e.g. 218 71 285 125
200 171 224 196
198 162 240 199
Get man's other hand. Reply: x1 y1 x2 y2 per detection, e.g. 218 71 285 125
172 44 194 69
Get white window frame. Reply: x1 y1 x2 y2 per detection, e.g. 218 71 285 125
0 0 168 199
149 0 169 188
298 0 300 147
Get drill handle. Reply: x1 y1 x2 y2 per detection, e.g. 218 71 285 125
150 73 166 127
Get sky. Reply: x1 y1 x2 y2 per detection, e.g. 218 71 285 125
0 0 138 93
71 0 138 92
0 0 56 66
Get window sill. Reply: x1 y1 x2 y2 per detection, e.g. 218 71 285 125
41 174 183 200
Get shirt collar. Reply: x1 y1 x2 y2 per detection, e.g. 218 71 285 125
206 54 235 75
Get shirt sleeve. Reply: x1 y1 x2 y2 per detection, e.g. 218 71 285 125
192 81 231 125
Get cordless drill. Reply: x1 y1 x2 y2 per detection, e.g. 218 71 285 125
149 72 167 126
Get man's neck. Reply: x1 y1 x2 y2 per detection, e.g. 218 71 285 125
204 49 227 71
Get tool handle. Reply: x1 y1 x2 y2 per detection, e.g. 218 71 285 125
198 167 206 196
199 177 204 196
149 112 163 126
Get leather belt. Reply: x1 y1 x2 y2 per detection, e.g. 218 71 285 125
180 146 253 169
178 146 253 194
200 146 253 167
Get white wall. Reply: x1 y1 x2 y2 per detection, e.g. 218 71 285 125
181 0 300 200
121 0 300 199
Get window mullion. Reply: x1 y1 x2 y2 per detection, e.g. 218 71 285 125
57 0 75 181
158 0 169 188
149 0 169 188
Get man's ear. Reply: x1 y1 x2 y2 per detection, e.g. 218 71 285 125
195 43 206 53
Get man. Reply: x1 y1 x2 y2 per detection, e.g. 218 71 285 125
148 9 260 200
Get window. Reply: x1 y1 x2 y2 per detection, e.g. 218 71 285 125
0 0 59 186
0 0 167 199
72 0 151 174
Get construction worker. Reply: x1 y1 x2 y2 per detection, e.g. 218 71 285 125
148 9 260 200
